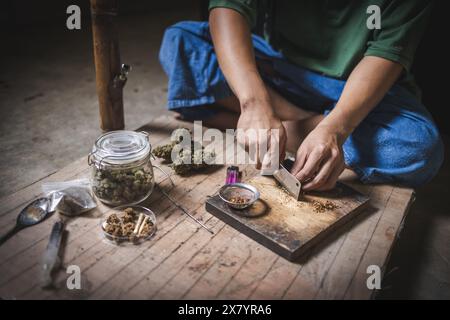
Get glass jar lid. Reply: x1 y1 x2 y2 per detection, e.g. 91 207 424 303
90 130 151 166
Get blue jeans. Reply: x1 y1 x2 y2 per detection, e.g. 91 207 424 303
159 21 444 187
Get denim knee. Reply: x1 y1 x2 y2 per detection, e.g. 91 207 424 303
405 125 444 187
369 122 444 188
343 109 444 188
159 21 232 111
159 22 192 75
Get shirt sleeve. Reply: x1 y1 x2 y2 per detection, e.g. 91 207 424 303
209 0 258 28
365 0 433 71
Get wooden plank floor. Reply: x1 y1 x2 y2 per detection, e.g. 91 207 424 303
0 116 414 299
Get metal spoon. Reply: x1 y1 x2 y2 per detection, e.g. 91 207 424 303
0 197 51 246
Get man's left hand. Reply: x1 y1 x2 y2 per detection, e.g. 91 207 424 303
291 124 346 191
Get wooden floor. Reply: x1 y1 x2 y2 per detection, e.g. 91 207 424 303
0 116 414 299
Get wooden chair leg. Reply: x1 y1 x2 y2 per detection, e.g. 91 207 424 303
90 0 125 131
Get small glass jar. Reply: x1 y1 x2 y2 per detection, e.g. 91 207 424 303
88 130 155 206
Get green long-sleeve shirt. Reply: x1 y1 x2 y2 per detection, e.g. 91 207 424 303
209 0 432 97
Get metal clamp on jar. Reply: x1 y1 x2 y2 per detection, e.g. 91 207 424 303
88 131 155 206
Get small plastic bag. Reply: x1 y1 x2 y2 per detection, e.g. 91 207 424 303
42 179 97 216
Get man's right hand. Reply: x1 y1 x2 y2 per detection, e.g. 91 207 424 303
236 99 286 170
209 8 286 170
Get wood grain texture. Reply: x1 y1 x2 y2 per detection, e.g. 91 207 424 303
206 175 370 261
0 116 414 300
90 0 124 131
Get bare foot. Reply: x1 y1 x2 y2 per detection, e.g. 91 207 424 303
173 112 184 120
203 110 239 130
284 114 325 153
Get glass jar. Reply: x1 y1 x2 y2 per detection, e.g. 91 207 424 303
88 130 155 206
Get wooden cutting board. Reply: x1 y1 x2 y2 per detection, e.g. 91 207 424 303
206 175 370 261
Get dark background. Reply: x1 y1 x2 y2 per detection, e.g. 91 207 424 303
412 1 449 134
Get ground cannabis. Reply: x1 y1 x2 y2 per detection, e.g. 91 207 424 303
229 195 251 204
310 200 338 213
42 179 97 216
